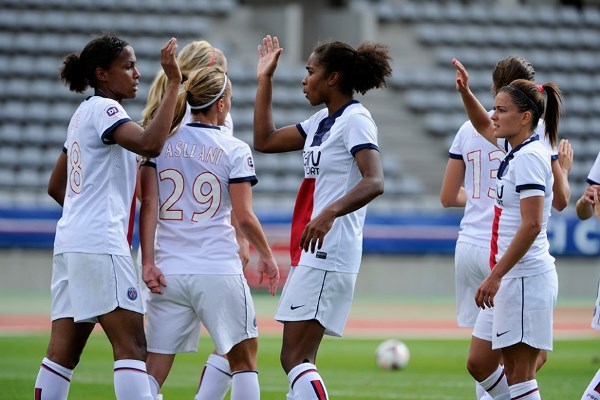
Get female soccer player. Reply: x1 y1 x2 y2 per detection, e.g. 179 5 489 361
139 66 279 400
456 61 564 399
38 34 181 399
140 39 246 400
575 151 600 400
254 35 390 399
442 56 572 399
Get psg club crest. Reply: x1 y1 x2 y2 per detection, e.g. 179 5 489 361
127 287 138 300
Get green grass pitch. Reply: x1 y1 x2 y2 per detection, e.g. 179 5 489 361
1 333 597 399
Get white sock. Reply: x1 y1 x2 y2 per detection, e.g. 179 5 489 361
288 362 329 400
194 354 232 400
230 370 259 400
114 359 153 400
509 379 540 400
581 369 600 400
478 365 510 400
475 381 486 399
148 374 160 400
34 357 73 399
286 388 296 400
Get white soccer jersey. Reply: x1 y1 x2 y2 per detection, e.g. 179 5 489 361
490 135 555 278
498 119 558 159
149 122 257 275
54 96 136 256
291 100 378 273
586 151 600 185
449 117 557 249
183 107 234 136
449 120 506 248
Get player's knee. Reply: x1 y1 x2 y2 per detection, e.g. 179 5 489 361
227 339 257 372
535 351 548 371
466 357 492 381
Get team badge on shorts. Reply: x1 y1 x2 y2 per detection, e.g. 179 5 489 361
127 287 138 300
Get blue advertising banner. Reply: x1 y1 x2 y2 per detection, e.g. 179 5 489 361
1 208 599 256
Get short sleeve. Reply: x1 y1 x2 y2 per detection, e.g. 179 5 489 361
94 100 132 144
229 143 258 186
514 151 548 198
346 112 378 156
587 151 600 185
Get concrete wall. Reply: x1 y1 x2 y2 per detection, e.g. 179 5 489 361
2 249 597 300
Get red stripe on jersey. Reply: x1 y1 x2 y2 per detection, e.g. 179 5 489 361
489 205 501 269
35 388 41 400
127 188 137 249
310 380 328 399
290 178 315 267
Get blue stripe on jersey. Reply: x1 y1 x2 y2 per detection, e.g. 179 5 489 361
230 176 258 186
310 100 359 147
516 183 545 192
296 123 307 138
350 143 378 156
101 118 131 144
140 160 156 168
587 178 600 185
448 152 462 160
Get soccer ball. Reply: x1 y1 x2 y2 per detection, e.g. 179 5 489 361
375 339 410 370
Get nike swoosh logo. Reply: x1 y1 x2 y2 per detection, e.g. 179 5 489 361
290 304 305 310
496 330 510 337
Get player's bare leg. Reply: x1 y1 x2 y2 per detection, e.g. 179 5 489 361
99 307 153 399
34 318 95 399
281 320 329 400
225 338 259 400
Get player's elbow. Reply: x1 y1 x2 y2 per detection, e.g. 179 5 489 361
552 197 568 212
440 195 453 208
369 177 384 199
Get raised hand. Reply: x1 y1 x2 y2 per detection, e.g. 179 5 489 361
452 58 470 94
161 37 182 85
557 138 573 174
257 35 283 80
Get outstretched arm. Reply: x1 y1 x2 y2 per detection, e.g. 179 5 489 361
113 38 182 157
453 58 498 148
253 35 305 153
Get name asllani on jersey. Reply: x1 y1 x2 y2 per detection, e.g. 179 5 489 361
303 150 321 175
164 141 223 165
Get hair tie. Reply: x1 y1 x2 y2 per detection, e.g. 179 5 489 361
536 84 544 93
508 83 540 116
208 47 217 67
188 75 228 110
